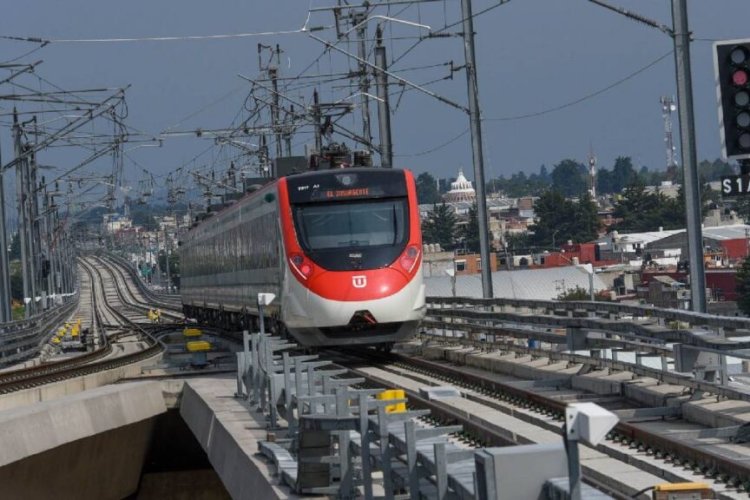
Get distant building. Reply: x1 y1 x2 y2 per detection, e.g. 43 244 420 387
645 180 680 199
424 265 606 300
422 245 499 277
102 214 132 233
637 274 690 309
454 253 499 275
517 197 535 219
443 168 476 203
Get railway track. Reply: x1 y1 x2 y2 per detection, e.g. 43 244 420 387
101 253 182 311
0 257 171 394
92 255 183 322
332 348 750 499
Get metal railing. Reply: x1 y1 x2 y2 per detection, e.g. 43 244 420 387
237 331 613 499
425 297 750 400
0 292 79 367
427 296 750 331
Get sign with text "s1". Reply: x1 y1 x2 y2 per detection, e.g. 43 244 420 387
721 175 750 196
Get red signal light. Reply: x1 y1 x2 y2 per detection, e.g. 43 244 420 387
732 69 748 87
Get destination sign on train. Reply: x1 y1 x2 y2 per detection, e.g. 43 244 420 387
721 175 750 196
287 168 407 203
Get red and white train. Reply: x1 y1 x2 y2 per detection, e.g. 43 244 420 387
179 167 425 348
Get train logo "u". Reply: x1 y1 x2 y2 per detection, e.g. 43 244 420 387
352 275 367 288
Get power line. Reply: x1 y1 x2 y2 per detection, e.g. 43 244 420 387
394 49 671 157
395 127 468 157
484 50 672 122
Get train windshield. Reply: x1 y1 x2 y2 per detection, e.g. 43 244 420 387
294 198 407 251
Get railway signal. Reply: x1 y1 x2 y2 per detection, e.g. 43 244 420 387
715 39 750 161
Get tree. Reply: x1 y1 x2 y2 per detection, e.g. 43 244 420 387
9 260 22 302
503 232 531 252
572 192 600 243
530 190 599 248
737 255 750 315
596 156 640 194
460 203 493 253
9 232 20 261
610 156 638 193
612 180 713 232
486 168 550 197
131 208 158 231
415 172 441 205
422 203 456 250
698 158 734 182
551 159 588 197
557 286 590 301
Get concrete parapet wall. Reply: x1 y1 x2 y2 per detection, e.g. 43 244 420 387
0 381 166 500
179 377 301 500
0 380 166 467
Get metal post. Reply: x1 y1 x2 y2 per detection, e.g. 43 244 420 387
374 27 393 168
259 301 265 336
0 141 12 322
671 0 706 312
155 230 160 288
13 112 34 317
312 89 323 154
269 67 283 159
354 12 372 152
461 0 493 298
164 225 171 293
564 426 582 500
29 150 43 309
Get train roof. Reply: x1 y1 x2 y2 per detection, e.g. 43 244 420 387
185 167 411 233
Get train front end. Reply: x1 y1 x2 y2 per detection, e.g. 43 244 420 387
278 168 425 347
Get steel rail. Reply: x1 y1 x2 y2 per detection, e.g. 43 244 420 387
346 350 750 491
0 258 166 393
423 312 750 403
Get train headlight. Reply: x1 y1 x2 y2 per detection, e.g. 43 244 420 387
290 253 314 280
399 245 420 273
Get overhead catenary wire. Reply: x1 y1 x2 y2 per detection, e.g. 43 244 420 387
0 1 324 45
484 50 673 122
394 48 672 157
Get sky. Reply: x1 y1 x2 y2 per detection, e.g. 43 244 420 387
1 0 750 202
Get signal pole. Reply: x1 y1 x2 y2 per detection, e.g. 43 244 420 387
461 0 493 298
671 0 706 312
375 26 394 168
353 12 373 153
0 143 11 322
589 0 706 312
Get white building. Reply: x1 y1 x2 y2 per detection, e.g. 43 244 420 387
443 168 476 203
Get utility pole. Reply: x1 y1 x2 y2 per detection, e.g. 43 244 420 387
29 148 44 309
589 0 705 312
283 106 294 157
0 141 11 322
374 26 393 168
671 0 706 312
353 12 373 153
461 0 493 298
260 44 284 160
13 112 36 317
164 224 171 293
312 90 323 154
